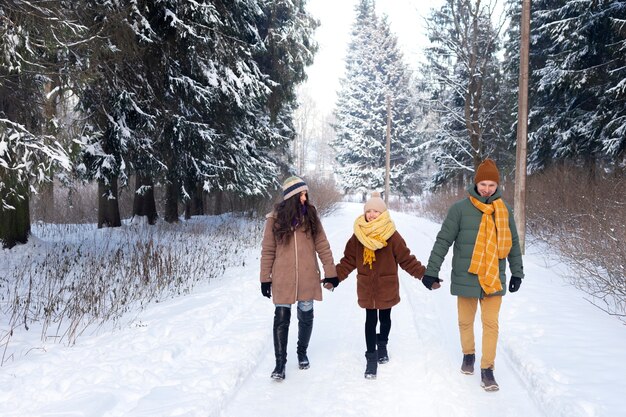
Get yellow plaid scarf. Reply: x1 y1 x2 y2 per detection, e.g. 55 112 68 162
468 196 512 294
353 210 396 269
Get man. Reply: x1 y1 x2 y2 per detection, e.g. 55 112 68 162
424 159 524 391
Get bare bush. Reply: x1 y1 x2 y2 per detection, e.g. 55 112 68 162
527 164 626 321
0 215 263 364
305 176 343 217
31 180 135 224
409 183 467 222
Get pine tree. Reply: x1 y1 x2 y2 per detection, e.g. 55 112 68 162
333 0 421 195
527 0 626 173
75 0 300 223
0 1 75 247
203 0 320 200
73 0 160 227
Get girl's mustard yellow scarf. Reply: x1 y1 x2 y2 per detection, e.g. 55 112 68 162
353 210 396 269
468 196 512 294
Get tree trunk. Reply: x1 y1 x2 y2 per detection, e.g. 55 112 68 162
585 157 597 183
184 180 204 220
98 177 121 228
454 173 465 195
191 182 204 216
132 173 158 225
213 189 225 215
185 183 204 219
184 199 192 220
38 181 55 222
0 180 30 249
164 180 179 223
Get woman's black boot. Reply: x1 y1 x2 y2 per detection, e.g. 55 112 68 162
271 307 291 380
296 308 314 369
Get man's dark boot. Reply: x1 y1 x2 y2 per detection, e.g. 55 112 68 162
376 333 389 364
461 353 475 375
296 308 314 370
364 351 378 379
480 368 499 391
271 307 291 380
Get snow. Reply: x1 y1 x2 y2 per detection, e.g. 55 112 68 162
1 202 625 417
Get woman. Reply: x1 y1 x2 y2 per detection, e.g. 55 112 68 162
260 176 337 380
423 159 524 391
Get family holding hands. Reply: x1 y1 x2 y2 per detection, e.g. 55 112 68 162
259 159 524 392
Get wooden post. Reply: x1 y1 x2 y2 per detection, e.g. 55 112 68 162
385 94 391 205
514 0 531 254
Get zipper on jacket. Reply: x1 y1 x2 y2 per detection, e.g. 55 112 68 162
294 230 299 304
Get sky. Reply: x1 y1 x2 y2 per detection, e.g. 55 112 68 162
1 202 625 417
303 0 444 111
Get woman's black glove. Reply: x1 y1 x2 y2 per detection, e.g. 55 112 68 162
422 275 443 290
508 276 522 293
261 282 272 298
323 277 339 288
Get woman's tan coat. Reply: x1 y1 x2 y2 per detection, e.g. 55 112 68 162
260 213 337 305
336 231 425 309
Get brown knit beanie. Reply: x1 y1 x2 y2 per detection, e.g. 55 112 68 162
364 191 387 214
474 159 500 184
282 176 308 200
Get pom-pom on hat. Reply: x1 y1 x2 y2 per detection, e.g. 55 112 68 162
474 158 500 184
282 176 308 201
364 191 387 214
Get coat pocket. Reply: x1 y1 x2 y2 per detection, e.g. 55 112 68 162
378 274 399 305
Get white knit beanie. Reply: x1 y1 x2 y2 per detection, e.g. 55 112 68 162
364 191 387 214
282 176 308 201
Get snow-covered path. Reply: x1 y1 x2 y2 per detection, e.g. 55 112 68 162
222 204 542 417
1 203 625 417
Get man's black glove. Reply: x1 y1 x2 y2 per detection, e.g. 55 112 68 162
323 277 339 288
261 282 272 298
508 276 522 293
422 275 443 290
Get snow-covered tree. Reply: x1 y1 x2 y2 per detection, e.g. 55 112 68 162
209 0 319 197
0 1 77 247
72 0 162 227
421 0 506 187
73 0 319 224
497 0 524 170
1 0 324 233
527 0 626 173
137 0 272 222
333 0 422 196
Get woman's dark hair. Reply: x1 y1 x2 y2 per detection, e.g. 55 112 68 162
273 192 319 244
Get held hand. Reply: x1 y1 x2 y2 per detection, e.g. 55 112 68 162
323 277 339 291
508 276 522 293
422 275 443 290
261 282 272 298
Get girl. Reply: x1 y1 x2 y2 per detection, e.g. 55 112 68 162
324 192 440 379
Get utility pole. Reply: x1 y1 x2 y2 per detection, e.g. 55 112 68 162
514 0 531 254
385 94 391 205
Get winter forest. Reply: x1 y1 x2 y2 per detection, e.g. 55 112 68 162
1 0 626 414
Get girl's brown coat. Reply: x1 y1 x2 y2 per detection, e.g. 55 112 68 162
336 231 425 309
260 213 336 305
